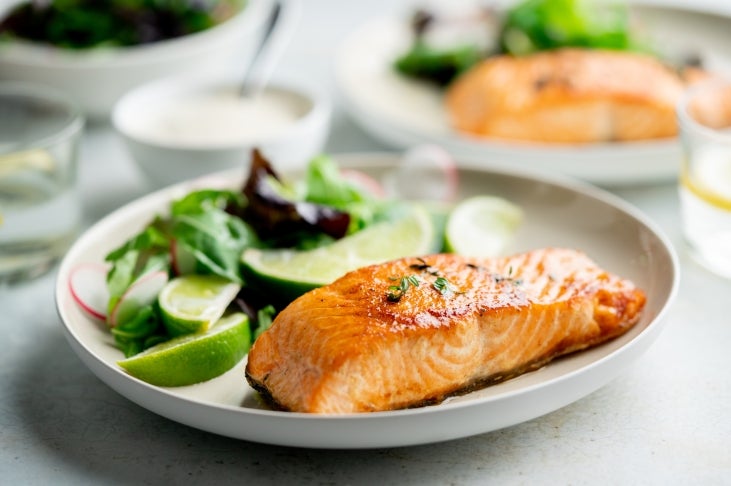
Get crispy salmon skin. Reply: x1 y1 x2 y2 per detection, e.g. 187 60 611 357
245 248 646 414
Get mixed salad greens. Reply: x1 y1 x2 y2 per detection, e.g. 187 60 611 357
68 149 524 387
395 0 648 86
103 150 394 358
0 0 244 49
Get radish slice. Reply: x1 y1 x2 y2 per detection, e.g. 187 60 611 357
384 145 459 202
108 271 169 328
69 262 110 321
341 169 386 198
170 239 197 276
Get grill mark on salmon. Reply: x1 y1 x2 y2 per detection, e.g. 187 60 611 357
245 248 646 413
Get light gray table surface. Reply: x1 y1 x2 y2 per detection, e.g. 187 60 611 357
2 1 730 484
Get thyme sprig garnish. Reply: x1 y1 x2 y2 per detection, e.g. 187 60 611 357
386 257 465 301
386 274 421 302
432 276 455 295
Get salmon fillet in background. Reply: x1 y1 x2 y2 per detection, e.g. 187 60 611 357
445 48 715 143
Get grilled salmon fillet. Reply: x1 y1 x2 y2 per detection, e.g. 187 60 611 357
445 48 695 143
245 248 646 413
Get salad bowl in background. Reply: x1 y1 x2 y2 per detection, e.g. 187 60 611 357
0 0 271 119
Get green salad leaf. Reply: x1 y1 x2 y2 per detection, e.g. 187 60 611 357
252 305 276 340
0 0 245 49
394 42 484 87
110 304 167 358
170 188 257 283
241 149 390 247
105 221 171 314
499 0 639 56
303 155 387 233
170 189 244 216
172 209 257 284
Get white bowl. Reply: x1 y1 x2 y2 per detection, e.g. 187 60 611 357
0 0 270 119
112 75 332 188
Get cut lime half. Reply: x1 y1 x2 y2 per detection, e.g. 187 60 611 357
444 196 523 257
117 313 250 387
158 274 241 337
241 204 438 304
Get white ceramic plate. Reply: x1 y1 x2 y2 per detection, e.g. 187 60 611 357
55 153 678 449
335 3 731 185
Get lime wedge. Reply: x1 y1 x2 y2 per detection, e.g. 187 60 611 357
241 204 438 303
158 275 241 337
444 196 523 257
117 313 250 387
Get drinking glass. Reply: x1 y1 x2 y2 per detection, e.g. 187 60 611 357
0 83 84 283
677 77 731 279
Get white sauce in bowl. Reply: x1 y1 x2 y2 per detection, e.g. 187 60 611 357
130 86 312 147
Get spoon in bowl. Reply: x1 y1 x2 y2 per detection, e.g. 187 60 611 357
240 0 301 98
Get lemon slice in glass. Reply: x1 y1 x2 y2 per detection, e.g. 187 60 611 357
158 274 241 337
241 204 437 304
444 196 523 257
117 313 250 387
682 147 731 211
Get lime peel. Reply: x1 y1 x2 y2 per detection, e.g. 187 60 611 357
158 274 241 337
117 312 251 387
241 204 437 303
444 196 523 257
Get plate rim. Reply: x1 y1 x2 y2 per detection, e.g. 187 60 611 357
55 152 680 448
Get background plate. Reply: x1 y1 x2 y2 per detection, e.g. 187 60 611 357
335 3 731 185
55 153 678 448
